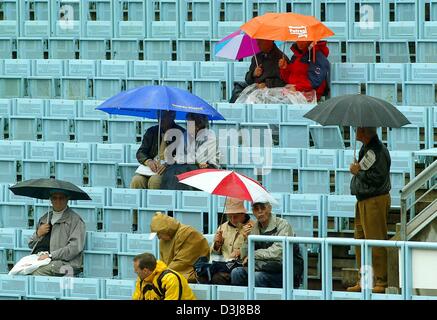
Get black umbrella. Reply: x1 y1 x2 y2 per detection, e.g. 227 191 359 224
303 94 411 158
303 94 411 128
9 178 91 201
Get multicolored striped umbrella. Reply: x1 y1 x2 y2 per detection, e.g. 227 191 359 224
214 30 260 61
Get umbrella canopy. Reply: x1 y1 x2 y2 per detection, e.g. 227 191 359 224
177 169 277 204
96 85 225 121
241 12 335 42
303 94 411 128
215 30 260 60
9 179 91 200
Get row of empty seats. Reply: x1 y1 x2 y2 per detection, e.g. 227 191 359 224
0 0 436 41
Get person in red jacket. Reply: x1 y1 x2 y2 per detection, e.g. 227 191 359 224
278 40 330 101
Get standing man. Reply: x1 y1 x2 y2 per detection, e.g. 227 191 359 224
347 127 391 294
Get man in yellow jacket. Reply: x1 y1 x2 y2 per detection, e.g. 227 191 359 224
132 252 196 300
150 212 210 282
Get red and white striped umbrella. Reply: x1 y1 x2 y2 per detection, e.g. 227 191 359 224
177 169 276 204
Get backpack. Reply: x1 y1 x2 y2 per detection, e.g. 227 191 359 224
142 269 183 300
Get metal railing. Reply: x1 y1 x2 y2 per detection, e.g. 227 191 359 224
400 159 437 241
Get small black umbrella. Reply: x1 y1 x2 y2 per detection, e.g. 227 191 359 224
9 178 91 201
303 94 411 128
303 94 411 158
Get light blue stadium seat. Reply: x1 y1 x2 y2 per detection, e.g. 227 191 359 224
309 126 345 149
146 0 178 38
366 82 398 105
29 276 64 298
165 60 194 79
420 0 437 39
216 103 247 123
74 187 107 208
0 275 29 296
407 63 437 83
33 204 50 225
78 100 108 119
31 59 63 78
69 205 98 232
281 104 316 124
189 283 212 300
330 81 361 97
63 278 102 299
229 146 268 169
0 248 8 273
325 40 342 63
16 38 45 59
14 229 33 262
197 62 229 84
0 228 17 249
82 0 113 38
253 287 286 300
262 148 300 193
22 160 51 181
143 190 177 211
109 188 141 209
347 41 377 62
369 63 405 82
0 76 24 98
64 60 96 78
192 79 225 103
126 79 156 90
350 1 382 39
210 121 239 153
97 60 128 78
214 285 248 300
279 123 309 148
173 209 205 233
118 163 138 188
303 149 339 170
87 231 122 252
246 0 280 18
48 39 77 59
54 161 84 186
388 126 421 151
20 0 50 36
298 168 330 194
116 252 139 280
93 143 125 163
103 207 133 233
416 40 437 63
316 0 348 40
177 39 205 61
13 98 44 118
0 39 14 59
124 144 139 164
0 159 17 183
143 39 173 60
79 39 108 60
28 77 56 98
390 171 405 207
42 117 71 142
103 279 136 299
0 202 29 230
403 82 435 106
59 142 92 162
75 119 104 143
177 191 212 213
212 0 246 38
45 99 77 119
122 233 158 255
231 62 251 82
26 141 58 161
111 39 141 60
88 162 118 187
249 104 282 124
61 77 90 100
384 0 418 40
114 0 146 38
107 119 137 144
288 194 323 237
160 79 190 91
137 209 158 233
379 41 410 63
83 252 114 278
179 0 212 39
335 169 352 195
332 63 368 82
94 78 123 100
128 61 162 79
9 118 39 140
51 0 81 37
0 0 18 37
324 195 356 236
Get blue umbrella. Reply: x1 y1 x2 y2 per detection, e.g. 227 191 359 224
96 85 225 121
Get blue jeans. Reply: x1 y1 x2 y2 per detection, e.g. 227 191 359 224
230 267 283 288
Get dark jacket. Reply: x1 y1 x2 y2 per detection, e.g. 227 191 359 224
351 136 391 201
136 123 185 165
279 41 330 100
245 44 289 88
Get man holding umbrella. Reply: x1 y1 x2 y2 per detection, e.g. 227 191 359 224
347 127 391 293
28 190 86 276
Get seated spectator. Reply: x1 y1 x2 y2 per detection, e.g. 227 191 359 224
28 191 86 276
278 40 330 101
132 252 196 300
209 198 254 285
150 213 210 283
160 112 219 190
230 200 303 288
230 39 288 103
130 110 185 189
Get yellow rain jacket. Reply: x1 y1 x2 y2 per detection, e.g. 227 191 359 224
132 260 196 300
150 213 210 282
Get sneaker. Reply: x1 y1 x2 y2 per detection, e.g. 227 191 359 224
372 285 386 294
346 283 361 292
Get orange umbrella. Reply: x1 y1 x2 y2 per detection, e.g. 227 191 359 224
241 12 335 42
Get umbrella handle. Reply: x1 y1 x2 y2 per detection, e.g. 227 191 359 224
219 196 227 229
250 40 259 68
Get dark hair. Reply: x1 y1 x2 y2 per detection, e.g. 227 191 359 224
186 112 209 130
133 252 157 271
